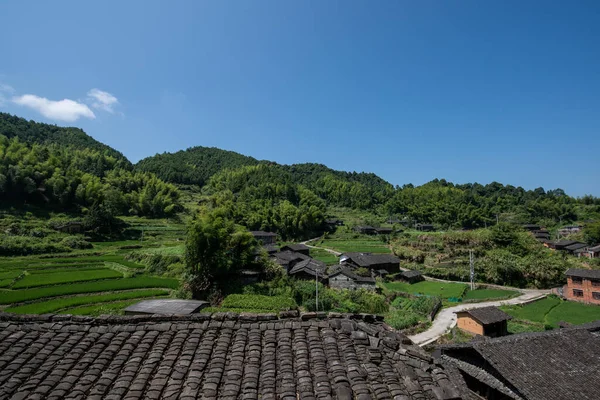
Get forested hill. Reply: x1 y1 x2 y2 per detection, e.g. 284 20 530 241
134 146 261 186
0 113 128 163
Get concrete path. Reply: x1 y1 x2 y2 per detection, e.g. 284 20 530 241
408 289 550 346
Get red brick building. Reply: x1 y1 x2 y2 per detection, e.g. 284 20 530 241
565 268 600 305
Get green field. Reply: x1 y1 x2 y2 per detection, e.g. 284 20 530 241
58 299 145 316
12 268 123 289
501 296 600 327
5 289 170 314
463 288 518 301
309 248 339 265
382 280 468 298
315 238 390 254
0 276 179 304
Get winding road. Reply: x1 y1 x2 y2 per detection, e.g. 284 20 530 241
302 237 551 346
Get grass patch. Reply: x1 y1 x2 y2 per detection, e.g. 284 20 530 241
316 239 390 254
0 278 15 288
507 320 546 334
546 301 600 326
0 270 24 279
203 307 279 314
220 294 297 312
59 299 143 316
5 289 170 314
12 269 123 289
463 288 518 301
0 276 179 304
382 280 467 299
309 248 339 265
501 296 561 323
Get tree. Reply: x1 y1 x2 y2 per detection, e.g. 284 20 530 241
185 208 258 298
584 221 600 245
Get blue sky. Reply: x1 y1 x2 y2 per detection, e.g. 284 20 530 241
1 1 599 196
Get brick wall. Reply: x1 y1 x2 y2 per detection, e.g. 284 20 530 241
456 315 484 335
565 277 600 305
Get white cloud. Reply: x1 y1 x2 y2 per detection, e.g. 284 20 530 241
12 94 96 122
87 88 119 113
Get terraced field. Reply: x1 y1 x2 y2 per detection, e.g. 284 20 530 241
0 216 184 315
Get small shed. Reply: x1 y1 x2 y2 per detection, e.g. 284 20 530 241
280 244 310 256
397 270 424 283
328 267 376 291
124 299 209 315
455 306 512 337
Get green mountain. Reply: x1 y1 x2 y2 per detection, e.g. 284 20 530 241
135 146 261 186
0 112 128 163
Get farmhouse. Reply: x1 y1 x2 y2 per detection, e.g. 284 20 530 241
280 243 310 256
455 306 512 337
532 229 550 241
353 225 378 235
521 224 541 231
564 268 600 305
325 218 344 228
578 244 600 258
288 258 327 282
339 252 400 273
55 221 84 234
397 270 425 283
328 266 376 290
545 239 578 250
435 321 600 400
262 244 279 255
375 227 394 235
0 312 466 399
558 224 582 235
124 299 209 315
250 230 277 245
416 223 435 232
564 242 588 254
270 250 309 271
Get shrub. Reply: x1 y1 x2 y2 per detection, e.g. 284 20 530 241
221 294 297 311
60 236 93 250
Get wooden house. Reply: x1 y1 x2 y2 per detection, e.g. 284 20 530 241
270 250 309 272
455 306 512 337
288 258 327 282
328 267 376 291
339 252 400 273
280 244 310 256
250 231 277 245
396 270 424 283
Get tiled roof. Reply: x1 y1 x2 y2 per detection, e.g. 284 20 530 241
437 322 600 400
341 253 400 268
402 270 423 278
288 258 327 278
271 251 310 266
0 312 464 400
565 268 600 280
456 307 512 325
564 242 588 251
281 244 310 252
589 244 600 252
328 267 376 284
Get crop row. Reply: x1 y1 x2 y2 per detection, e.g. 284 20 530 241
12 269 123 289
221 294 297 311
0 276 180 304
5 289 170 314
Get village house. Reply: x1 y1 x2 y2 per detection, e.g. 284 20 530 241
455 306 512 337
558 224 582 236
328 266 376 290
564 268 600 305
353 225 378 235
288 258 327 282
564 242 588 255
521 223 541 232
280 244 310 256
375 227 394 235
339 252 400 273
532 229 550 241
545 239 579 251
575 244 600 258
250 230 277 245
270 250 309 272
325 218 344 228
435 321 600 400
396 269 425 283
55 221 84 234
262 244 279 255
416 223 435 232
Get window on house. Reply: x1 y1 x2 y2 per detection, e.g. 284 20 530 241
592 280 600 287
571 277 583 285
593 292 600 300
573 289 584 297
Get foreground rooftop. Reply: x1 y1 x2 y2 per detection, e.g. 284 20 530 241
0 312 465 400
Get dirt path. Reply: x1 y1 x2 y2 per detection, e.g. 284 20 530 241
301 237 342 256
408 289 550 346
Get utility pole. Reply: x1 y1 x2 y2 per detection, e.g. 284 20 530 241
469 250 475 290
315 270 319 312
